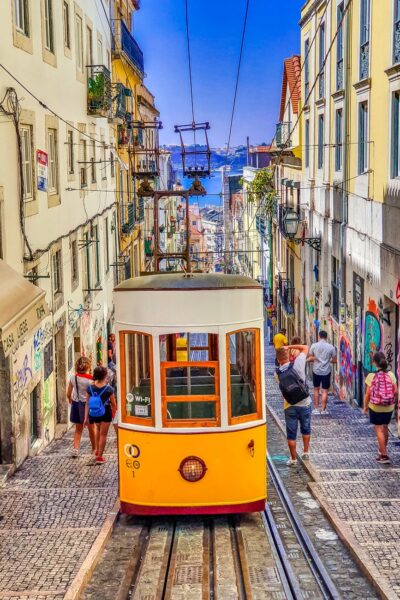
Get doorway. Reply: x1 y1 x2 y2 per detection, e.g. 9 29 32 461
353 274 364 407
30 384 40 445
55 327 67 424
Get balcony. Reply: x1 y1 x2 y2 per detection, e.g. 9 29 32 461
278 274 295 315
113 19 144 77
275 122 291 149
110 83 131 122
87 65 112 117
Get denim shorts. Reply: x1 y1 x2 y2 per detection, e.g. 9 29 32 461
284 404 312 440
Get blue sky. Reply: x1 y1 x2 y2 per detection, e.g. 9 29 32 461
134 0 303 148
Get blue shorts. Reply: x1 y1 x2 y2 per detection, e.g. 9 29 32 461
284 404 312 440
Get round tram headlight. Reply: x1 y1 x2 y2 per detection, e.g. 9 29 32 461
178 456 207 482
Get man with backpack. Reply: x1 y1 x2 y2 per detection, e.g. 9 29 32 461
364 351 398 464
276 343 312 466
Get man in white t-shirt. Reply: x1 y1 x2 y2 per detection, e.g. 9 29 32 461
276 344 312 467
308 331 337 415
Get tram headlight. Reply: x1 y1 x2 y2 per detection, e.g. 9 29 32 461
178 456 207 482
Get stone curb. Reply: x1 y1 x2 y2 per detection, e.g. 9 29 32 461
309 484 396 600
63 498 120 600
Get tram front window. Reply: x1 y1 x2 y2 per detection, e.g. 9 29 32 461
160 333 220 426
120 331 153 424
227 329 261 423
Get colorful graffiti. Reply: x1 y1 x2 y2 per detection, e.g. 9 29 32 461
339 334 353 401
363 299 382 372
32 321 52 372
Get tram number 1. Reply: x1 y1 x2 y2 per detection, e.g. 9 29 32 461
126 458 140 477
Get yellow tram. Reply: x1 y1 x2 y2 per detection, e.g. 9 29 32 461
114 273 267 515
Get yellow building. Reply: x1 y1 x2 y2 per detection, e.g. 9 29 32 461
271 56 303 341
300 0 400 407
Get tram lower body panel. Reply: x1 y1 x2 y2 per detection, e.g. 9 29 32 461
118 425 267 515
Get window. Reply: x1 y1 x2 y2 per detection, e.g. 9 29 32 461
93 224 100 286
360 0 370 79
121 332 153 425
97 38 103 64
110 151 115 177
63 1 70 48
20 126 33 200
335 109 343 171
358 101 368 174
91 140 96 183
106 49 111 70
14 0 29 36
392 92 400 177
318 114 324 169
67 129 74 174
71 238 78 284
86 26 93 69
104 217 110 272
52 248 62 295
75 14 83 71
48 128 58 193
332 257 340 321
337 2 344 90
318 22 325 99
159 332 220 427
83 231 91 292
44 0 54 52
80 139 87 187
394 0 400 64
305 119 310 168
227 329 261 424
102 142 107 179
304 38 310 100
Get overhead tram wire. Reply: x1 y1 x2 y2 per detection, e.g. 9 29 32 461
245 0 353 235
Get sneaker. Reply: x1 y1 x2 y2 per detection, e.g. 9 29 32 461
312 409 320 415
376 455 391 464
96 456 106 464
286 458 298 467
321 409 329 415
71 448 79 458
302 453 310 461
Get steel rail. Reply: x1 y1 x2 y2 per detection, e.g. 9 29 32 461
267 453 342 600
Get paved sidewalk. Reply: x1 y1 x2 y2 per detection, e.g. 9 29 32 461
266 345 400 600
0 429 118 600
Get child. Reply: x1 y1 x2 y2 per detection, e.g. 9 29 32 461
84 366 117 464
67 357 96 457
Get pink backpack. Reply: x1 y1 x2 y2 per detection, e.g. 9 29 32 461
370 371 396 406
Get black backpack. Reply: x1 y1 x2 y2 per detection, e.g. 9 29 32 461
276 363 309 405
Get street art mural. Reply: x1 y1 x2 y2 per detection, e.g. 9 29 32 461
339 333 353 401
363 299 382 372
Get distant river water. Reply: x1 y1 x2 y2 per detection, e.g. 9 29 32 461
180 172 225 208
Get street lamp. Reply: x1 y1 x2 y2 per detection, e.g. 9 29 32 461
282 208 299 239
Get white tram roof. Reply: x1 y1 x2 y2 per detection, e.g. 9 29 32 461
115 273 262 292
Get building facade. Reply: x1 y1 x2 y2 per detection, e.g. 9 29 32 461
0 0 118 467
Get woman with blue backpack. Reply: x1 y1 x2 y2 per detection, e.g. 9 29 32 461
364 352 398 464
84 366 117 464
67 357 96 458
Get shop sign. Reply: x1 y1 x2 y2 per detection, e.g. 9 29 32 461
2 296 49 357
37 150 48 192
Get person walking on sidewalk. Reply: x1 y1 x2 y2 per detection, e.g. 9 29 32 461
276 344 312 467
364 352 397 464
84 366 117 464
308 331 336 415
67 357 96 457
273 328 288 366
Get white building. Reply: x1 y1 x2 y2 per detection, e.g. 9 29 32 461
0 0 117 468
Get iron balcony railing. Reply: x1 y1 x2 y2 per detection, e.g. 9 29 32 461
318 70 325 99
121 203 135 234
278 274 295 315
394 19 400 64
336 58 344 91
87 65 112 117
360 41 369 80
275 121 291 149
113 19 144 76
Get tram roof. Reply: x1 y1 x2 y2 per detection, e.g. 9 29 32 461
115 273 262 292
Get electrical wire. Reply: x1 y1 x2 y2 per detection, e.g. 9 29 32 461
185 0 196 127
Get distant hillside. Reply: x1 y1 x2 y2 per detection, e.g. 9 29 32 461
163 145 248 174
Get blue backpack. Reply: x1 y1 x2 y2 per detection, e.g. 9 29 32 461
88 386 108 418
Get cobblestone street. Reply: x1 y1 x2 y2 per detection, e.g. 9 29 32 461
0 431 118 599
266 344 400 599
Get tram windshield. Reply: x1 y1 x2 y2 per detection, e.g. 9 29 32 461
160 333 220 427
227 329 261 424
120 332 153 425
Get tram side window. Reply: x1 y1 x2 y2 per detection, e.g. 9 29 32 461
121 332 153 423
160 333 220 426
227 329 261 422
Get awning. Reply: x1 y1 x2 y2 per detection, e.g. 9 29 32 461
0 260 49 357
